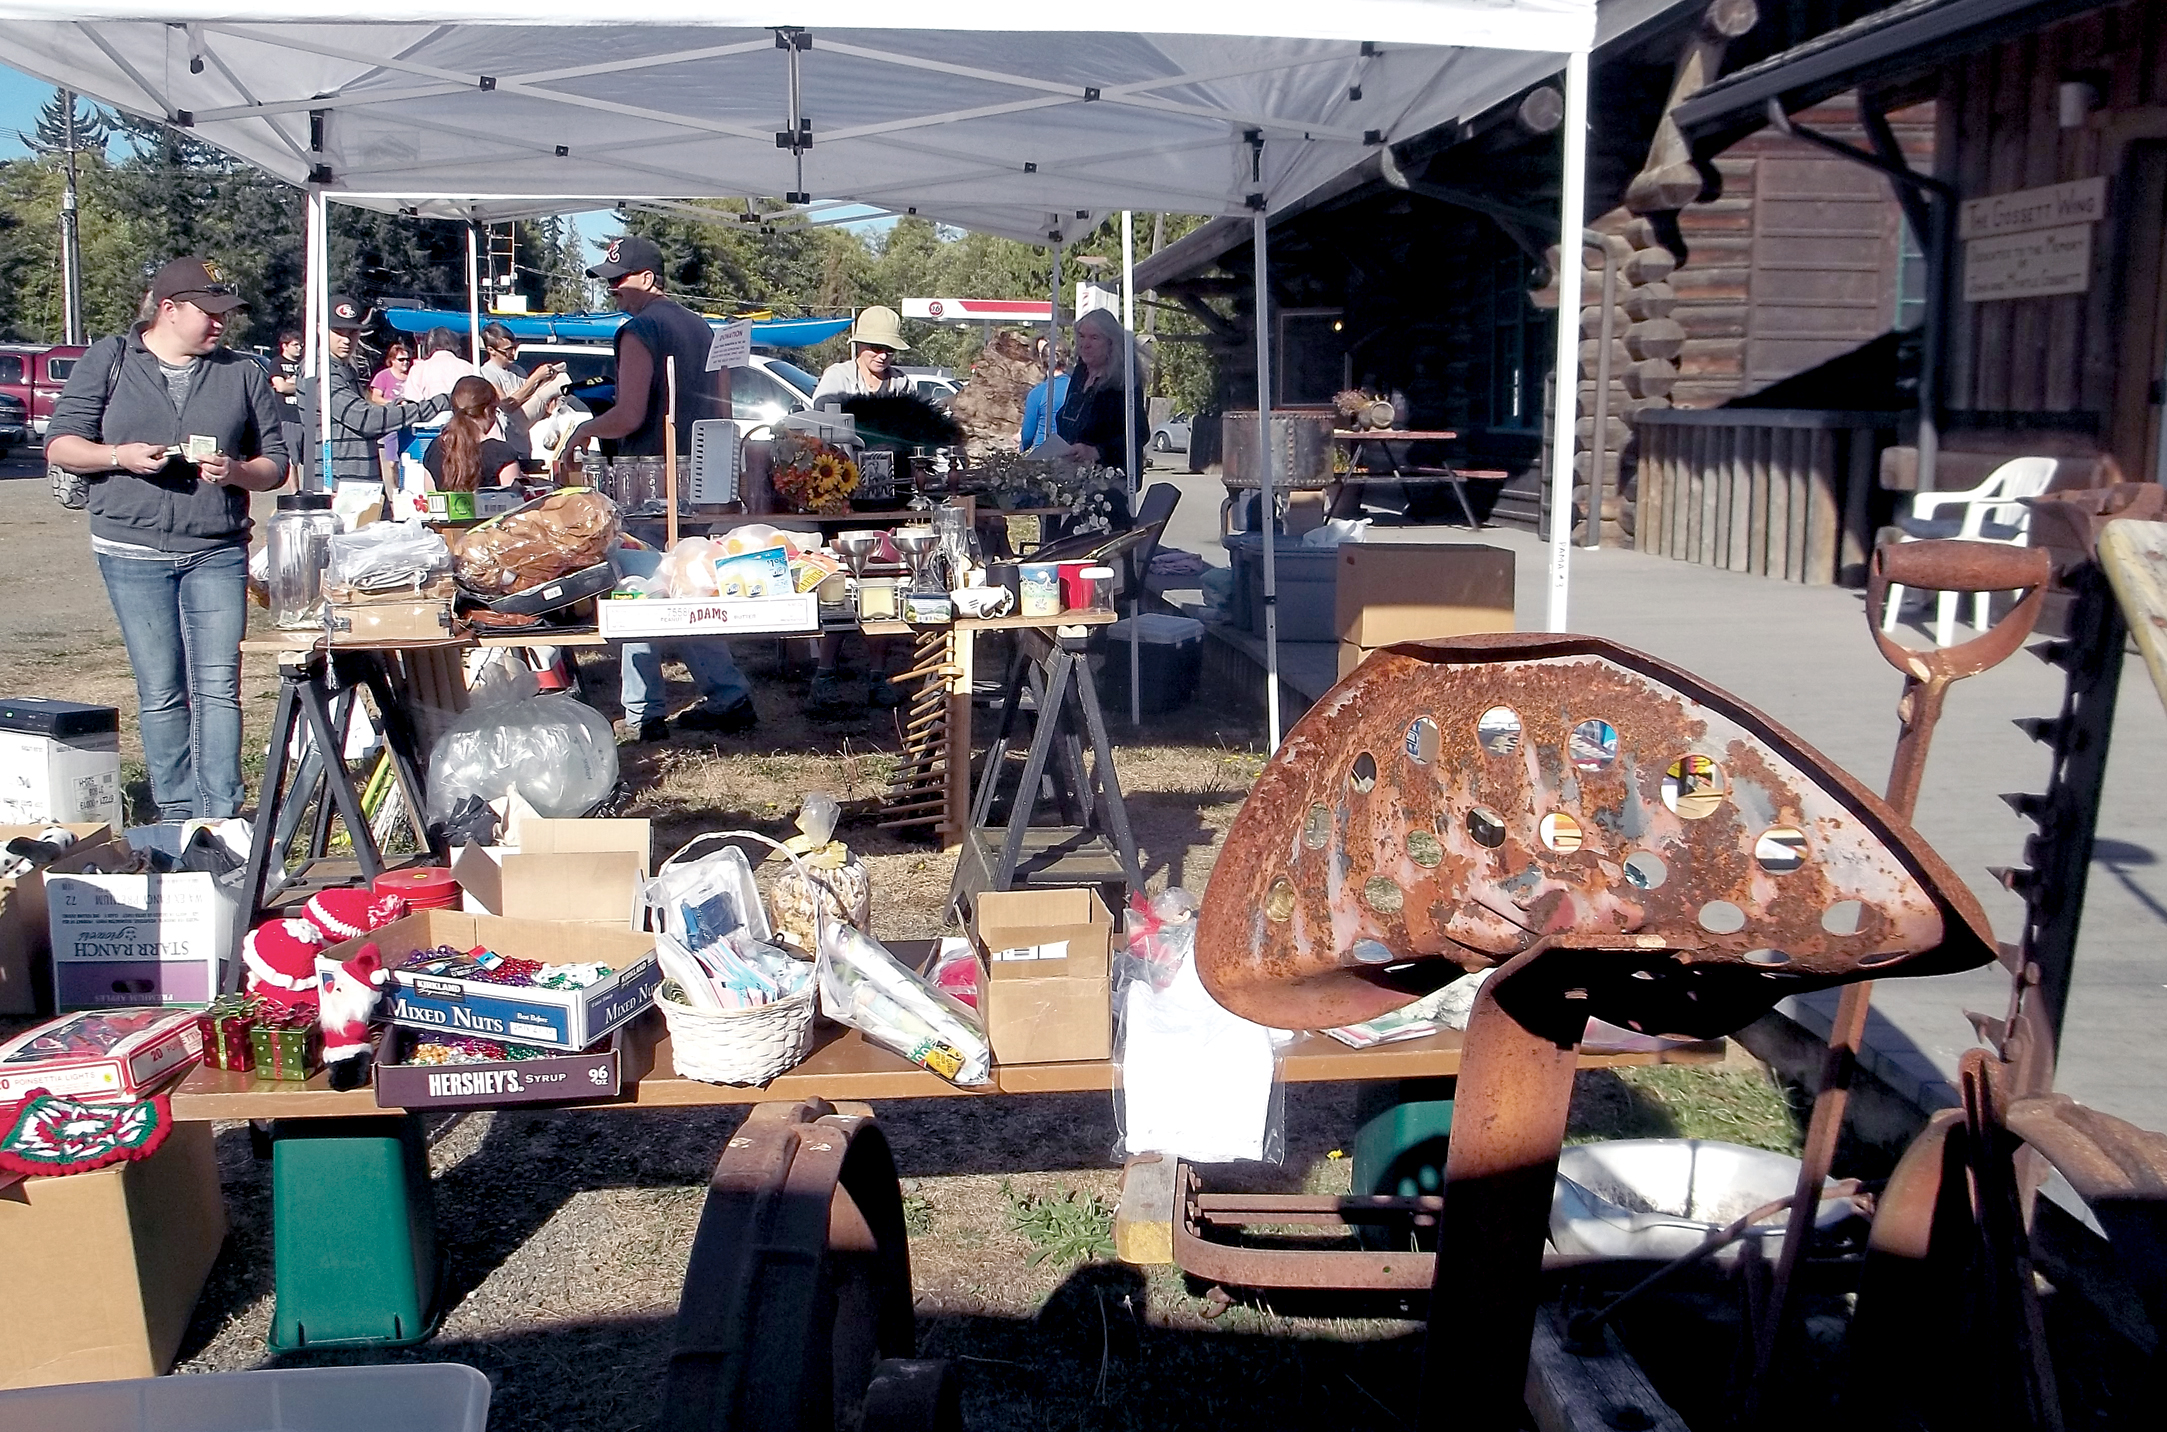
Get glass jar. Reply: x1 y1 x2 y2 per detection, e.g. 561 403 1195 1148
266 492 339 628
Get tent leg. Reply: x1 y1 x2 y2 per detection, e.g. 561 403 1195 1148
1545 48 1590 633
1123 210 1141 727
1041 240 1062 448
1254 208 1280 752
310 190 333 493
466 222 484 365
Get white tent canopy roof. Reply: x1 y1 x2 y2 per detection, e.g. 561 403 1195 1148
0 6 1594 242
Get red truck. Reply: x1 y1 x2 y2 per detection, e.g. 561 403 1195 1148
0 343 90 456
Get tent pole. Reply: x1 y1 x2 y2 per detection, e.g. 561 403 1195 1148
1123 210 1141 726
311 191 333 495
1254 208 1280 752
1545 49 1590 633
1041 239 1061 447
466 222 484 364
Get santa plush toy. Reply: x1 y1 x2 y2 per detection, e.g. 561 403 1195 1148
302 888 409 946
319 941 391 1092
241 918 325 1018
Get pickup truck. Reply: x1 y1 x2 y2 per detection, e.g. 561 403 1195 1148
0 343 90 449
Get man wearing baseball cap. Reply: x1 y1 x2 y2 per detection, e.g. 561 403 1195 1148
297 293 452 498
564 234 757 742
45 256 290 820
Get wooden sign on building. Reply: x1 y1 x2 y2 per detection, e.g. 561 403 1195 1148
1961 177 2107 302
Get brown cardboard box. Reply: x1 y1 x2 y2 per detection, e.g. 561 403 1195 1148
325 598 456 643
0 823 122 1015
449 803 651 926
972 888 1113 1064
1282 490 1331 538
0 1120 226 1388
1333 542 1515 649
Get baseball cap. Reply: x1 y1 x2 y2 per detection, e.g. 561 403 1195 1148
150 256 246 314
586 235 665 282
326 294 370 331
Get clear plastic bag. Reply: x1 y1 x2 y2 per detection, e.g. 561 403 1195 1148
423 694 619 824
817 923 991 1087
1119 887 1198 994
453 489 621 595
325 520 452 592
771 794 871 953
641 833 773 952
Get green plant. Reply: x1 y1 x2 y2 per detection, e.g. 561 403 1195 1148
902 1193 935 1236
1003 1181 1116 1266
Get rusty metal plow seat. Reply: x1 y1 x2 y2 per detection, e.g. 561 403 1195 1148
659 1098 958 1432
1192 633 1997 1430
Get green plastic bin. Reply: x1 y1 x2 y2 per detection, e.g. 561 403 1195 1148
268 1115 441 1351
1350 1080 1454 1251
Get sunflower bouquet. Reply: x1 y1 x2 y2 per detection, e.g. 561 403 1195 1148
770 433 861 514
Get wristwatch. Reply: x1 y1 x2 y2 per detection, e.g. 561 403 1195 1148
109 445 121 471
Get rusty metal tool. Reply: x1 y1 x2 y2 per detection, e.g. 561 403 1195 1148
1194 633 1997 1429
1748 539 2050 1407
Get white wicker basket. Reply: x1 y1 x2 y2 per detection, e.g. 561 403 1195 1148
649 828 824 1086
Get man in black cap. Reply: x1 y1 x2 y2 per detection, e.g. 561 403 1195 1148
298 293 452 498
45 256 290 820
565 235 756 741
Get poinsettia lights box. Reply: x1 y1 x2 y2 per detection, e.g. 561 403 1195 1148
0 1008 203 1109
328 909 661 1053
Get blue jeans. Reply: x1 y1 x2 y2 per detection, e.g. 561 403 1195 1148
96 545 250 821
619 641 751 725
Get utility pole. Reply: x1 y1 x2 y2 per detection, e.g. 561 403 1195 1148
60 91 83 344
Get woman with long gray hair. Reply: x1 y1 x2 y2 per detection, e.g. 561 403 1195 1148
1053 306 1150 479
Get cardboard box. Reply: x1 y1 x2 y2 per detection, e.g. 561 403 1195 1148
0 729 122 830
597 592 819 640
971 888 1113 1064
449 801 650 926
352 909 661 1052
0 1008 203 1108
45 865 238 1011
0 823 122 1016
1333 542 1516 648
326 598 456 643
0 1120 226 1389
371 1014 655 1109
423 488 522 523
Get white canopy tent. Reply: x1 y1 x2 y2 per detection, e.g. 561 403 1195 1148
0 5 1602 745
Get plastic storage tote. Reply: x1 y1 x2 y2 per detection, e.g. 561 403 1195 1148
0 1363 490 1431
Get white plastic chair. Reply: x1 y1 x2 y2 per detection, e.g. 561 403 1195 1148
1878 456 2058 647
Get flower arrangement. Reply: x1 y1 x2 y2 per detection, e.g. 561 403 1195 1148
968 450 1126 531
770 433 860 514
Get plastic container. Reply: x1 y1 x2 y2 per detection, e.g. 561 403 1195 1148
1550 1139 1857 1265
1097 613 1203 714
268 1115 441 1350
0 1363 491 1431
1223 532 1338 640
266 492 339 629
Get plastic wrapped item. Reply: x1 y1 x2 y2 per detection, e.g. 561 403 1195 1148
927 936 980 1008
324 521 452 593
655 536 724 597
422 694 619 823
463 649 541 710
642 834 773 952
1113 913 1283 1165
452 489 621 595
1119 887 1198 994
771 794 871 953
817 923 991 1087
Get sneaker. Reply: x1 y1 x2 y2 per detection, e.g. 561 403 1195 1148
805 671 859 719
632 717 670 744
675 697 759 735
867 675 907 709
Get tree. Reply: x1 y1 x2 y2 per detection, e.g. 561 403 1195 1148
20 87 114 156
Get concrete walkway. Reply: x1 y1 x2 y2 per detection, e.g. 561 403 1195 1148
1150 464 2167 1131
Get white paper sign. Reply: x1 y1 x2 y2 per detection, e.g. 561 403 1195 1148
992 940 1068 963
1964 223 2093 301
705 320 752 371
1958 177 2107 241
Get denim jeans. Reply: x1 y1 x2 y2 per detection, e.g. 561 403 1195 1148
95 545 250 821
619 641 751 725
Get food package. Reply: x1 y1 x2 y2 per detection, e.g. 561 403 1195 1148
453 489 622 595
769 794 871 953
789 550 841 594
713 546 793 599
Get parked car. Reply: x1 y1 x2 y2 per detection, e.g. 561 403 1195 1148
1150 412 1192 452
0 391 27 458
508 342 817 436
0 343 90 440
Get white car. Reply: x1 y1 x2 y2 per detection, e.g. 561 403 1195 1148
1150 412 1192 452
518 342 817 435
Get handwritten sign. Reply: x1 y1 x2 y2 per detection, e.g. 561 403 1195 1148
704 319 752 372
1963 223 2093 301
1958 177 2107 240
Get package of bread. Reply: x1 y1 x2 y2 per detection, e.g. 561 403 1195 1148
452 489 623 595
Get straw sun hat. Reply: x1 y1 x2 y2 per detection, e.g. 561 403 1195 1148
850 305 909 351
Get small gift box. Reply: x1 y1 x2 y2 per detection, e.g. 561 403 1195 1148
249 1009 323 1081
196 995 260 1072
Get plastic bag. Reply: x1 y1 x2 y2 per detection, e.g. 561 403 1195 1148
817 923 991 1087
1120 887 1198 994
453 489 621 595
423 694 619 824
655 536 723 597
463 649 541 711
325 520 452 592
1300 517 1371 547
641 835 772 952
771 794 871 953
1112 906 1284 1165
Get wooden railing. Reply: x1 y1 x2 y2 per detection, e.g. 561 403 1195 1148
1634 409 1907 585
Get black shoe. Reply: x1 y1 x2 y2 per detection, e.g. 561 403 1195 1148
806 671 858 720
634 717 671 744
674 697 758 735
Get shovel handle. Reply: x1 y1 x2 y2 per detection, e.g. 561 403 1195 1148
1872 539 2049 595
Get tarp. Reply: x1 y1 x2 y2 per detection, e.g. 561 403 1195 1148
0 9 1596 242
381 309 852 347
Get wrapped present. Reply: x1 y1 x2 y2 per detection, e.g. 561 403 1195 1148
196 995 261 1072
249 1008 323 1081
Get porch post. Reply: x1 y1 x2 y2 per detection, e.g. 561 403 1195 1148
1546 48 1590 632
1255 208 1281 750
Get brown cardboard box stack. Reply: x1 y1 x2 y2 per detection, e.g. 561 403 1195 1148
1334 542 1516 679
0 822 125 1016
971 888 1114 1064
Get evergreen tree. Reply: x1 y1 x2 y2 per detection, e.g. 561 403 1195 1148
21 87 115 156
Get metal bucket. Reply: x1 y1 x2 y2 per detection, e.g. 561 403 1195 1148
1219 411 1334 488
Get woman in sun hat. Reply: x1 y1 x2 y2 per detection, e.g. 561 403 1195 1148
811 305 916 406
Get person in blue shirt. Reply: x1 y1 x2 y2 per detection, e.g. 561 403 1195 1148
1018 336 1070 448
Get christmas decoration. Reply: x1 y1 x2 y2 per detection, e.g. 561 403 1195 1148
304 887 410 944
241 918 326 1019
0 1087 174 1177
249 1009 322 1081
195 994 261 1072
319 942 390 1091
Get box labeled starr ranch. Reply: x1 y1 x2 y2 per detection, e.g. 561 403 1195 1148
338 910 662 1053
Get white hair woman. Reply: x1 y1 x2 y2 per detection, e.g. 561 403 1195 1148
1054 306 1150 476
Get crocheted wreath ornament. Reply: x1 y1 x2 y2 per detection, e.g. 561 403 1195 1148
0 1088 174 1177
